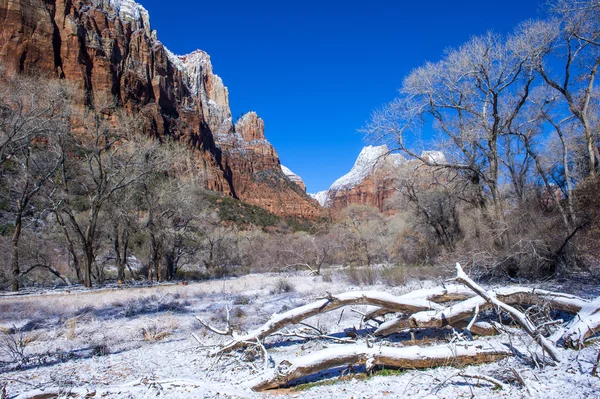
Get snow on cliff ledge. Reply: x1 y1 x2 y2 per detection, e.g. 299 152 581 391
101 0 150 29
329 145 395 192
281 165 303 184
309 191 330 207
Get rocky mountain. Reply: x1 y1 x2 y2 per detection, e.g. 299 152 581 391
281 165 306 192
311 145 445 213
0 0 321 219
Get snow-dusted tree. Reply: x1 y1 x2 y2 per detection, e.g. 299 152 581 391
55 100 162 288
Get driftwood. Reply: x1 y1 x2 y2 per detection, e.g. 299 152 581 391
409 287 587 330
246 342 512 391
373 286 586 338
207 291 443 353
363 284 476 322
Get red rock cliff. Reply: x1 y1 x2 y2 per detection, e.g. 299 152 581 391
0 0 321 218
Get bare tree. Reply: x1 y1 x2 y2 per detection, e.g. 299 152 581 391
365 32 535 246
55 102 161 288
279 230 337 275
0 72 70 291
514 1 600 177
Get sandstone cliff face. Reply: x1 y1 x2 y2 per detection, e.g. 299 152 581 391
224 112 320 219
0 0 321 218
325 145 406 213
281 165 306 192
312 146 448 214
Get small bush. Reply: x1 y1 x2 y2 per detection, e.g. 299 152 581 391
121 295 188 317
92 343 109 356
140 316 178 342
271 278 295 294
233 295 251 305
0 327 40 364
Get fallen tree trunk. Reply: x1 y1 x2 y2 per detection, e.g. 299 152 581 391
407 287 587 331
246 342 512 391
399 284 476 302
455 263 562 363
363 284 476 322
374 316 496 337
556 296 600 349
205 291 444 353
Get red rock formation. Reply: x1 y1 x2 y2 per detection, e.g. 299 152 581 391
0 0 321 218
314 145 445 214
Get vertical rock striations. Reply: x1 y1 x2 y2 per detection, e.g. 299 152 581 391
311 145 447 214
0 0 321 218
314 145 406 213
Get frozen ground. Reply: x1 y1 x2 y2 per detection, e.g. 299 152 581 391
1 270 599 398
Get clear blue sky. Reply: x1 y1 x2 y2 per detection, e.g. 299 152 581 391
139 0 543 193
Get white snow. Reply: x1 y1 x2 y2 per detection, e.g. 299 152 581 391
2 272 600 398
281 165 304 185
421 150 447 165
102 0 150 29
308 190 330 207
329 145 390 192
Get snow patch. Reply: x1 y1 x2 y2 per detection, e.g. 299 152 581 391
281 165 302 184
421 150 446 165
101 0 150 29
309 190 330 207
329 145 389 192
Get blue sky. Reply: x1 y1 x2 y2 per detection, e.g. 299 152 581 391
140 0 543 193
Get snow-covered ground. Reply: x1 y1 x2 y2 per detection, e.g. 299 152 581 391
1 271 599 399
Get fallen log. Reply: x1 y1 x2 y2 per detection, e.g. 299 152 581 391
407 286 587 331
399 284 476 302
203 291 444 353
246 342 512 391
556 296 600 349
374 316 496 337
455 263 562 363
363 284 476 322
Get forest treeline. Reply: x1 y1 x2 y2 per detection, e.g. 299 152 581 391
1 0 599 291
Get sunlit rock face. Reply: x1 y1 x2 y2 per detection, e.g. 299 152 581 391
312 145 446 214
323 145 406 213
0 0 321 218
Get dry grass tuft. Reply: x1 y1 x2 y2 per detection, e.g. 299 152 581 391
140 316 178 342
343 266 379 286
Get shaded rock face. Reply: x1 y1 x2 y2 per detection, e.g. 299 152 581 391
0 0 321 218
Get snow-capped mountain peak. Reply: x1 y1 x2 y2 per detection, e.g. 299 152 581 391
329 145 390 192
102 0 150 31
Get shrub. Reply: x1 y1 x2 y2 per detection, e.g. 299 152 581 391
380 265 407 287
343 266 379 286
271 278 295 294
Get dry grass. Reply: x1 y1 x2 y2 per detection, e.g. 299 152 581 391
342 266 379 286
140 316 178 342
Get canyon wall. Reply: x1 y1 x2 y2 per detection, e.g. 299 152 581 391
0 0 322 218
